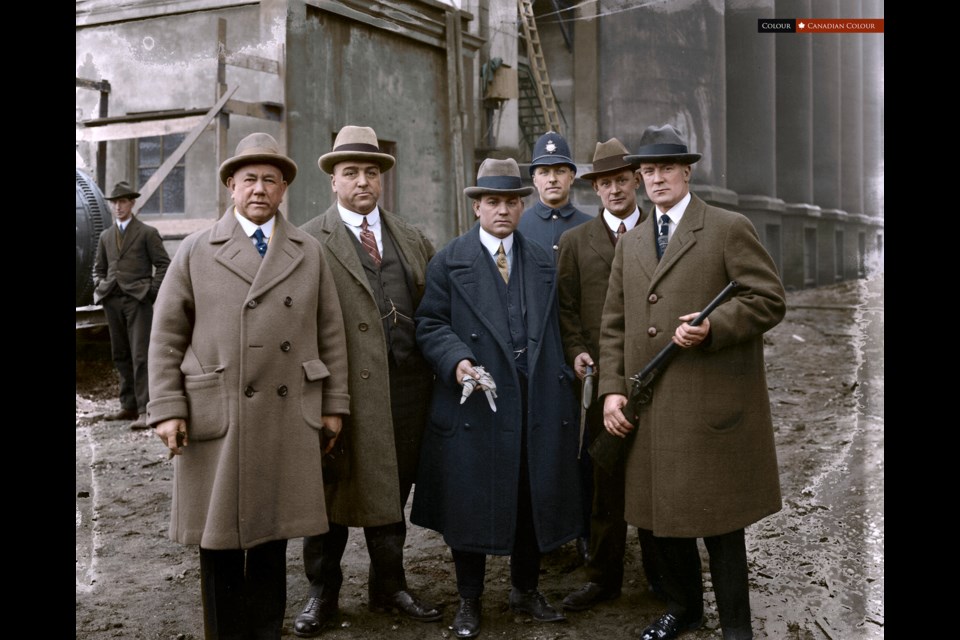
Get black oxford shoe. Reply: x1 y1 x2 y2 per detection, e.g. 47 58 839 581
508 588 566 622
369 589 442 622
293 596 339 638
639 613 704 640
451 597 481 638
561 581 621 611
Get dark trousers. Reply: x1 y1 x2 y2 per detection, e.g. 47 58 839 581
102 292 152 413
199 540 288 640
653 529 753 639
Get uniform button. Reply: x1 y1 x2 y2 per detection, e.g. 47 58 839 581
648 293 659 303
552 244 559 251
470 333 478 341
284 296 293 307
277 385 288 397
247 299 258 309
647 327 657 337
360 369 370 379
551 214 559 220
244 385 255 397
359 322 369 331
280 341 291 352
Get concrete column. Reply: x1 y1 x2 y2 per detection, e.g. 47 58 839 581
861 0 884 220
775 0 813 204
840 0 864 216
811 0 842 212
486 0 520 156
572 1 599 162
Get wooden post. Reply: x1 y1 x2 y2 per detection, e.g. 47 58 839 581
446 11 467 235
216 18 230 216
97 80 110 190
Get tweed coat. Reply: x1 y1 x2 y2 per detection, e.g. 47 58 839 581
93 215 170 303
411 225 582 555
300 204 435 527
147 211 350 550
598 194 786 538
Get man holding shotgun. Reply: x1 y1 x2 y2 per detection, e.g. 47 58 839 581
598 124 786 640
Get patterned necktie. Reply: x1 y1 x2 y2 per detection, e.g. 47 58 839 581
656 214 671 260
496 242 509 284
616 221 627 245
360 218 382 267
253 227 268 258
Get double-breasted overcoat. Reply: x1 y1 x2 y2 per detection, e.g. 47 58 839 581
598 194 786 538
147 211 350 550
412 225 582 555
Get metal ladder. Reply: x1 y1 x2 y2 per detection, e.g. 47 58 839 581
517 0 562 135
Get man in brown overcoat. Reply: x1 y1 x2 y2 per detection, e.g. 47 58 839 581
148 133 350 639
295 126 439 636
599 125 786 640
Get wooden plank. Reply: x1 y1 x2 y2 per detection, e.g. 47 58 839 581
76 116 208 143
135 85 238 214
224 99 283 121
226 51 280 75
445 11 466 236
76 0 253 27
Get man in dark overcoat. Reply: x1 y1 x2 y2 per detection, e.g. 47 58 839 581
599 124 786 640
295 125 439 637
94 180 170 429
413 157 582 639
556 138 663 612
148 132 351 639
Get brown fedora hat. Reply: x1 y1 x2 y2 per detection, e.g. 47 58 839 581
464 158 535 199
625 124 702 165
218 132 298 186
579 138 640 181
318 126 396 174
104 181 141 201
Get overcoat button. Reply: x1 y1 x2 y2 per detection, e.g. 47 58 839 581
647 327 657 336
284 297 293 307
360 369 370 379
277 385 288 397
648 294 659 303
247 299 258 309
359 323 369 331
244 385 255 397
280 341 291 352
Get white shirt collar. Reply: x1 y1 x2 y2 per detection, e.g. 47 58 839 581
602 207 641 234
479 227 513 257
234 209 276 239
337 203 381 228
656 192 691 225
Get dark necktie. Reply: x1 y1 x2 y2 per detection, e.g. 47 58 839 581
657 214 671 260
253 227 268 258
616 221 627 245
360 218 382 267
496 242 509 284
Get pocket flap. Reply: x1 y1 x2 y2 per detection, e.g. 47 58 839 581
302 359 331 381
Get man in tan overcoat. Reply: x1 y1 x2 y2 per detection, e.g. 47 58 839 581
148 133 350 639
599 124 786 640
295 126 439 637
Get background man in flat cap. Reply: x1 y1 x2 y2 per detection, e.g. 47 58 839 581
599 124 786 640
94 181 170 430
296 125 440 636
412 157 581 639
518 131 591 259
556 138 663 612
148 132 350 639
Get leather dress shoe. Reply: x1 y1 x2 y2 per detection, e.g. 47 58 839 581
294 596 339 638
561 581 621 611
508 588 566 622
129 413 149 430
451 597 481 638
639 613 703 640
104 408 138 422
369 589 442 622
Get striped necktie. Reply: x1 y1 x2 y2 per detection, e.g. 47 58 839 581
360 218 382 266
656 214 671 260
496 243 509 283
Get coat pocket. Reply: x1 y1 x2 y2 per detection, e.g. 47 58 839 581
301 359 330 429
184 371 228 441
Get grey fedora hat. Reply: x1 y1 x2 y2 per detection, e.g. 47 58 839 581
625 124 702 165
218 132 298 186
104 181 141 200
464 158 535 199
579 138 640 181
318 125 396 174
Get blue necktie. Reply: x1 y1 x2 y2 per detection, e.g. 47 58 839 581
656 214 671 260
253 228 268 257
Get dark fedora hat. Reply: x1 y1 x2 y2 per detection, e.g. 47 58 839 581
318 125 396 174
625 124 701 165
529 131 576 175
464 158 535 199
218 132 298 186
104 181 141 201
579 138 640 181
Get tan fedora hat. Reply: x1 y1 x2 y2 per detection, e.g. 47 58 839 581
219 132 297 186
464 158 535 199
104 181 141 201
579 138 640 181
625 124 701 165
318 126 396 174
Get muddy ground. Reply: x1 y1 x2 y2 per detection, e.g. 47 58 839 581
76 276 883 639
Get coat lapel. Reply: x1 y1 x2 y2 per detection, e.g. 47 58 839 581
247 215 305 302
518 234 556 369
650 195 705 290
633 213 660 285
382 210 425 297
116 216 142 256
212 211 261 286
318 205 374 298
587 215 615 269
